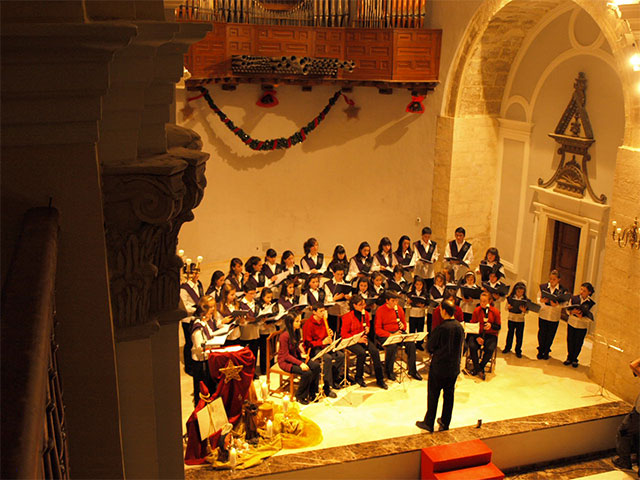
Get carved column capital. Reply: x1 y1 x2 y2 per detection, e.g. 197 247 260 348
102 157 190 341
103 131 209 340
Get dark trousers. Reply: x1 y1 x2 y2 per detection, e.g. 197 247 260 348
468 334 497 371
258 334 269 376
310 347 344 390
368 314 377 341
409 316 425 349
424 372 458 429
327 314 339 336
409 316 425 333
347 340 384 383
504 320 524 354
537 318 559 355
566 325 587 362
378 336 417 377
616 408 640 460
290 360 321 401
241 338 260 377
426 314 433 334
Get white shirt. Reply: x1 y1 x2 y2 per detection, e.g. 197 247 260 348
180 280 200 314
537 284 567 322
413 239 439 279
444 241 473 268
567 296 593 330
239 298 260 340
457 286 480 314
191 317 218 361
301 287 333 306
372 252 397 272
301 254 326 273
506 294 526 322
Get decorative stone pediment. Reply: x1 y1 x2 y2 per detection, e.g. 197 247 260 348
538 72 606 204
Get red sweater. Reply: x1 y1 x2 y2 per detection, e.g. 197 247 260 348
375 304 406 337
277 331 302 373
470 305 501 336
341 310 371 338
303 316 329 350
432 305 464 330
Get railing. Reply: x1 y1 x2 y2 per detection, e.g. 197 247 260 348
1 207 69 479
176 0 426 28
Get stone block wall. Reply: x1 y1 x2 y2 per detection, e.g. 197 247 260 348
589 146 640 404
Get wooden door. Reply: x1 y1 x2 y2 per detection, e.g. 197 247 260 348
550 221 580 293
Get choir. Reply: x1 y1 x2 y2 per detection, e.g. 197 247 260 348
180 227 597 404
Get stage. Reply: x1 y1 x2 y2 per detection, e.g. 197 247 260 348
180 318 628 477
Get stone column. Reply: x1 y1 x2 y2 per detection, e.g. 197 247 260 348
430 115 499 269
0 7 138 477
96 3 211 476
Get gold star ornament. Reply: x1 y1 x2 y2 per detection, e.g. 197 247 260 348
219 360 243 383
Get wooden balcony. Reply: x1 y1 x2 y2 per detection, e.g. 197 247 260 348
181 21 441 93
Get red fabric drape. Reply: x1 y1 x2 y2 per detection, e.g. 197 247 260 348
209 347 256 425
184 348 256 465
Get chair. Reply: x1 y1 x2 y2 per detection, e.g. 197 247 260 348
266 329 299 398
464 342 497 374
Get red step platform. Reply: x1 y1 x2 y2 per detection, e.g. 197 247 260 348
421 439 504 480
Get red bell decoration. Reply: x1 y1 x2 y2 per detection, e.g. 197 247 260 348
257 90 279 108
406 95 425 114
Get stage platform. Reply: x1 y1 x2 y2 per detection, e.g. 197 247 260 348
181 319 631 479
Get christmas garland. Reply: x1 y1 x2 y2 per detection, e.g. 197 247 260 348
193 86 343 151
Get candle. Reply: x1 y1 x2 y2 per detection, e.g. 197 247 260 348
229 447 237 468
612 220 617 227
261 382 268 401
283 395 290 413
616 227 622 234
266 419 273 438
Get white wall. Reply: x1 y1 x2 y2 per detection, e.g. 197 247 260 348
495 4 624 289
176 85 435 280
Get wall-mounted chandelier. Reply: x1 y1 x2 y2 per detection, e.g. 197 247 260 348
611 218 639 249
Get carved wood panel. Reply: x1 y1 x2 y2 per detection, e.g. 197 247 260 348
345 29 392 79
227 24 253 55
314 28 344 58
183 21 441 84
255 26 312 56
393 30 440 80
187 26 227 77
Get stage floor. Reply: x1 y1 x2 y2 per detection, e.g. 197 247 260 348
180 317 619 458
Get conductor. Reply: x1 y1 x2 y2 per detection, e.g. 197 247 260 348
416 300 465 433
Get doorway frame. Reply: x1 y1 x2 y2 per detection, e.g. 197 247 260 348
528 186 609 297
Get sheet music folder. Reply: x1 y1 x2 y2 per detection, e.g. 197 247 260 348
507 297 541 313
444 256 469 268
311 338 341 362
460 286 482 299
540 288 571 303
334 332 364 351
382 333 421 346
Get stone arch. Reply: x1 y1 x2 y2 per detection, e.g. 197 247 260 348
441 0 639 147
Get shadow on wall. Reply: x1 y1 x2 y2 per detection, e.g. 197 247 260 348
374 114 422 150
184 105 287 171
180 86 421 170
